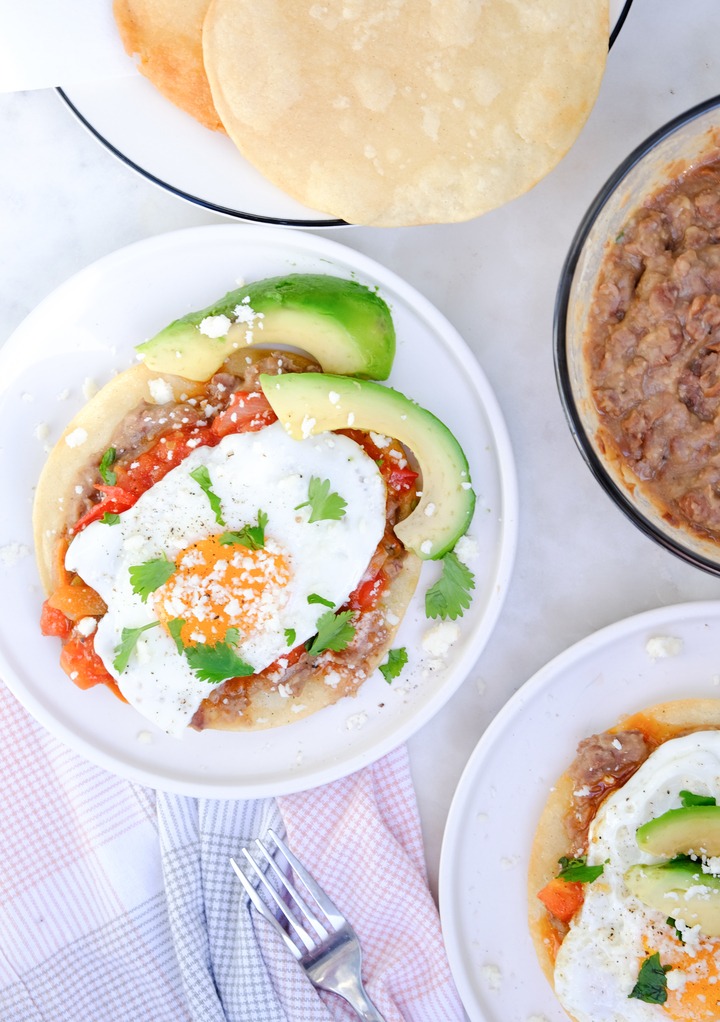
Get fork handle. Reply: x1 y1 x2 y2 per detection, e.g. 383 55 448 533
338 977 387 1022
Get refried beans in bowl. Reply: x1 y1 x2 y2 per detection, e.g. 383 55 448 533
555 95 720 575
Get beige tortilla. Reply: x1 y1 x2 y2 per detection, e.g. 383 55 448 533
114 0 224 132
33 362 421 731
202 0 608 226
528 698 720 990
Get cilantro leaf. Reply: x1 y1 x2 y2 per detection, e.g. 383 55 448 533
98 447 117 485
284 627 297 647
557 856 605 884
680 790 717 807
307 593 334 608
306 610 356 657
167 618 186 654
113 621 160 673
629 952 671 1004
100 512 121 526
667 917 685 943
129 556 176 602
184 636 255 684
295 477 347 523
425 551 475 621
219 509 268 549
379 647 408 684
190 465 225 525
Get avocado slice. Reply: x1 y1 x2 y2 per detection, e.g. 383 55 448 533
636 806 720 857
625 859 720 936
135 274 396 382
259 372 475 560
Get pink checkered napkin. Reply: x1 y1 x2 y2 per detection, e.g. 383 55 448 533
0 680 465 1022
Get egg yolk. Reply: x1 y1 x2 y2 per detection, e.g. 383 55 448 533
640 938 720 1020
153 534 291 647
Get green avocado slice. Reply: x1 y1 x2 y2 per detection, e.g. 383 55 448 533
625 859 720 937
135 274 396 382
636 806 720 857
259 372 475 560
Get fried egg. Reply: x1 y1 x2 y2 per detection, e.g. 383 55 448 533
555 731 720 1022
66 423 386 735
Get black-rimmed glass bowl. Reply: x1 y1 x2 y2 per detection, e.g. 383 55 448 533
555 95 720 576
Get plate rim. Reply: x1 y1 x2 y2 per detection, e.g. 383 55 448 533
438 597 720 1021
0 222 519 796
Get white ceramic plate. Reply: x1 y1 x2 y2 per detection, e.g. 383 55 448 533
0 224 517 797
57 0 634 226
438 600 720 1022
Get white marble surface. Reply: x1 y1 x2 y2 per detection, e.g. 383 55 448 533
2 0 720 912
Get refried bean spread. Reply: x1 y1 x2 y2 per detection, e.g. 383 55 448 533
585 157 720 540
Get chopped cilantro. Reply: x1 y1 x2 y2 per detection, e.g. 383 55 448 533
129 555 176 602
680 790 717 807
425 551 475 621
629 952 671 1004
219 509 268 550
284 627 297 647
306 610 356 657
379 647 408 684
190 465 225 526
98 447 117 485
556 856 605 884
167 618 186 654
100 512 121 526
295 477 347 523
113 621 160 673
184 634 254 684
307 593 334 608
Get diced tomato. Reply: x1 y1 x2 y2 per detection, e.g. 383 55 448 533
537 878 585 923
47 582 106 620
59 634 126 702
386 465 419 493
346 570 388 612
114 423 219 494
40 600 73 639
211 391 277 437
72 483 137 533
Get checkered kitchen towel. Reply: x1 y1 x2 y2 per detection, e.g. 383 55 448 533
0 682 465 1021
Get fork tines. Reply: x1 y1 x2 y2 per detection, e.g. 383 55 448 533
230 829 343 958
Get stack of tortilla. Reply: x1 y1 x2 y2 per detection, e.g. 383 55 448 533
114 0 609 226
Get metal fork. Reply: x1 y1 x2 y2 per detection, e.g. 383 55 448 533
230 829 387 1022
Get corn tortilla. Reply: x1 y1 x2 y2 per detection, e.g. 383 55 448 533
528 699 720 989
202 0 609 226
33 362 421 731
114 0 224 132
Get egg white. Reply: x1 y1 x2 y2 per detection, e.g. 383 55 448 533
66 423 386 735
554 731 720 1022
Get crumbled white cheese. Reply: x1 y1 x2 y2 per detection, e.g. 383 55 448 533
480 964 502 991
324 670 341 688
198 314 231 338
34 422 50 442
385 610 399 626
646 635 684 659
346 711 368 730
424 502 436 517
82 378 98 400
76 617 97 637
65 427 88 448
461 481 473 490
369 431 390 448
612 737 622 750
0 542 30 567
702 855 720 876
420 540 433 555
454 534 479 564
136 730 153 745
56 388 70 401
291 704 307 714
300 415 316 439
328 391 340 405
148 378 174 404
346 412 355 426
422 621 460 657
573 786 592 798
